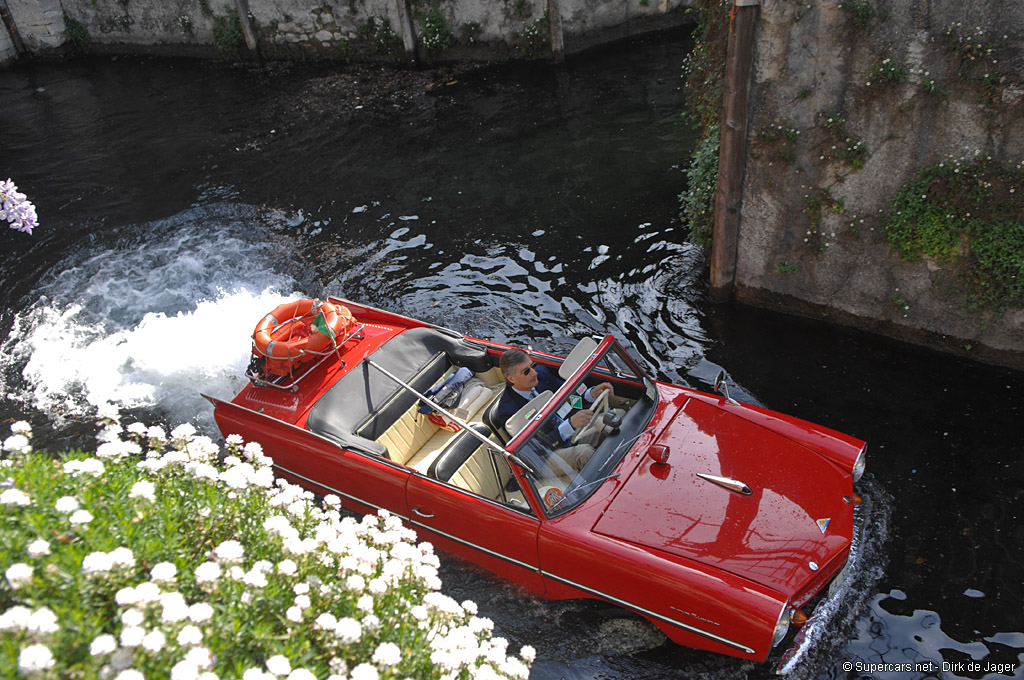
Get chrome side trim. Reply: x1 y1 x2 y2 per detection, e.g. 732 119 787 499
273 464 539 573
406 520 541 573
540 571 756 654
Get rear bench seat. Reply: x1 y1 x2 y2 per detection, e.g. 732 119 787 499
305 327 492 457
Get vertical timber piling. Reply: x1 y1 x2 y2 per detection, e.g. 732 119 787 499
0 0 26 58
709 0 759 302
233 0 260 61
548 0 565 64
395 0 418 67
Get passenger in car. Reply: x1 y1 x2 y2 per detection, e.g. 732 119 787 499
494 348 614 470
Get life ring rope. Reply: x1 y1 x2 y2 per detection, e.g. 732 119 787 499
251 299 356 376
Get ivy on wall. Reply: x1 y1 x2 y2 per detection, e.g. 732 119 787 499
886 158 1024 312
679 0 729 256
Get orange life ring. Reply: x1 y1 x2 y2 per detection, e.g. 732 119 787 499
252 299 355 375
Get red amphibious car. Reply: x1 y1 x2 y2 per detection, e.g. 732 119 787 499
207 298 867 662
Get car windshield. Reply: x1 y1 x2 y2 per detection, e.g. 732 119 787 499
510 337 658 516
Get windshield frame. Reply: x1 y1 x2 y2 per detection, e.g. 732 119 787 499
506 335 658 517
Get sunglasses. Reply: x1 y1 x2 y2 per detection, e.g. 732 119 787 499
521 362 537 376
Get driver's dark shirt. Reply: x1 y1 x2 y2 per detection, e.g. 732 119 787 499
493 364 564 433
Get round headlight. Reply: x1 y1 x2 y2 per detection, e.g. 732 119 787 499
852 443 867 482
771 604 792 647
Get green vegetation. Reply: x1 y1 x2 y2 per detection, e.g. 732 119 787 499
459 21 482 46
801 187 845 253
212 10 245 60
679 0 729 254
817 113 867 170
867 58 908 85
358 16 402 57
758 124 800 165
886 159 1024 311
846 1 876 28
679 130 720 252
415 4 454 56
776 260 799 274
514 15 550 60
0 419 534 679
62 12 91 50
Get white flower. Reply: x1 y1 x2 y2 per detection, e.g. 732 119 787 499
334 617 361 644
120 625 145 647
121 608 145 627
520 645 536 662
293 594 311 609
70 509 94 525
63 458 105 477
27 608 59 634
110 547 136 568
27 539 50 557
0 605 32 631
285 606 303 622
97 440 142 460
134 581 161 603
315 612 337 630
213 540 244 562
1 488 30 506
160 592 190 623
91 634 118 656
372 642 402 666
151 561 177 582
188 602 214 623
243 569 268 588
194 561 222 584
2 434 31 454
170 423 197 439
349 664 379 680
177 624 204 646
142 629 167 653
287 670 317 680
18 643 55 672
266 654 291 676
130 480 156 502
6 562 33 589
115 670 145 680
54 495 80 513
243 670 273 680
277 559 297 576
11 420 31 434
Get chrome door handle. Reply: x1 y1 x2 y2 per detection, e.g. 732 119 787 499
412 507 434 518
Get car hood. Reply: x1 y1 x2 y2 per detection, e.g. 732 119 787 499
593 396 853 596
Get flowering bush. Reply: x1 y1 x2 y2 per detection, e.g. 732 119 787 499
1 420 533 679
1 179 38 235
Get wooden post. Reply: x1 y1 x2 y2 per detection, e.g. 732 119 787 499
233 0 260 61
0 0 26 58
547 0 564 64
709 0 759 302
395 0 418 67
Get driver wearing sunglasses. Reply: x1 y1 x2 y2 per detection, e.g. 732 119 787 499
494 347 613 445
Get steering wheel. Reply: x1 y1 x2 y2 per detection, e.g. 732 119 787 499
571 388 610 445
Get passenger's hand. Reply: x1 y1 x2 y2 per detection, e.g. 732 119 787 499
570 409 594 428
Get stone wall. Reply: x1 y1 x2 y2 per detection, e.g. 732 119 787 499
0 0 692 64
735 0 1024 368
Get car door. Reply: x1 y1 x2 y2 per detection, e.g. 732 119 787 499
405 444 545 597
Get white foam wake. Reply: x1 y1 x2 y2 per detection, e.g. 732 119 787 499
0 203 304 433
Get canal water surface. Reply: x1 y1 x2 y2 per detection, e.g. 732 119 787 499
1 30 1022 680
